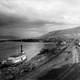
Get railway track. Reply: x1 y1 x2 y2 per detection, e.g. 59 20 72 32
14 40 76 80
55 64 76 80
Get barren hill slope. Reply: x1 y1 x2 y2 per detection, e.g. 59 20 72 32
40 27 80 41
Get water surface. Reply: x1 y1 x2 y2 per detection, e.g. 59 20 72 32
0 42 44 61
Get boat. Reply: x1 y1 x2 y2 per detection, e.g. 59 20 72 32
1 45 27 65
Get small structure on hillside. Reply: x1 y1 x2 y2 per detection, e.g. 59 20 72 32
74 39 80 47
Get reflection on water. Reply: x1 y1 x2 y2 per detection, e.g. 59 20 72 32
0 42 44 61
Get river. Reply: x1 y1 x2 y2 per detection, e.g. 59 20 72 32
0 42 44 61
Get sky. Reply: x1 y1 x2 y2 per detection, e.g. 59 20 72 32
0 0 80 39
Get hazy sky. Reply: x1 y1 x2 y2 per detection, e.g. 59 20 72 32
0 0 80 39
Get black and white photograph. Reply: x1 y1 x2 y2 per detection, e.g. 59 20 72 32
0 0 80 80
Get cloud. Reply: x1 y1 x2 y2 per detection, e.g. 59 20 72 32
0 0 80 39
0 0 80 24
0 13 25 26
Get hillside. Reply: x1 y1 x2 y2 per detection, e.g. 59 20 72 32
40 26 80 42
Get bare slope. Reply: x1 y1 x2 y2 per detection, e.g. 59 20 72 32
41 27 80 41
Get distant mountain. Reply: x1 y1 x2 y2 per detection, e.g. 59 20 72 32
1 27 80 42
0 35 41 42
40 26 80 41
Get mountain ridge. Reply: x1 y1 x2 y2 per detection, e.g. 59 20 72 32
40 26 80 41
